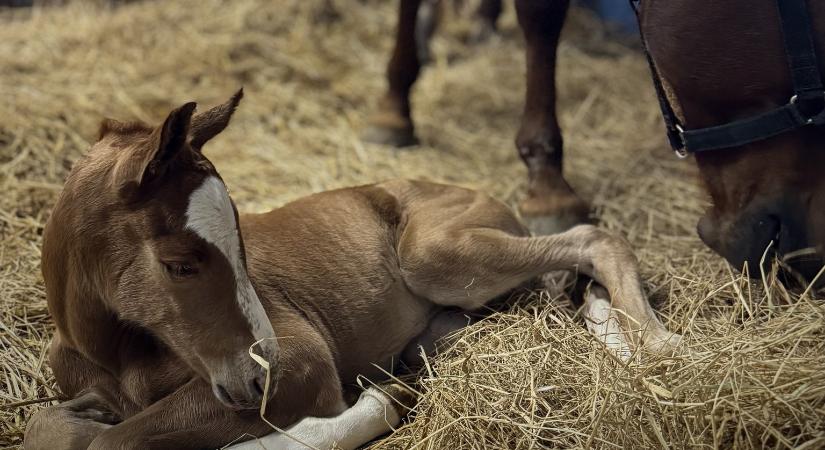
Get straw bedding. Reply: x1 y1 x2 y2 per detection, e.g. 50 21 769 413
1 1 823 448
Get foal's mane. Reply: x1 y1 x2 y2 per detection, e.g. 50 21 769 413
98 118 153 140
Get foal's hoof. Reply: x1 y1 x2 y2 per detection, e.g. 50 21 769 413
378 383 418 418
361 123 418 148
644 330 684 357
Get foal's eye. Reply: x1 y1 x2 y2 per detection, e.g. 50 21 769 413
163 262 199 279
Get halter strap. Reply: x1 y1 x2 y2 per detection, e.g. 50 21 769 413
630 0 825 156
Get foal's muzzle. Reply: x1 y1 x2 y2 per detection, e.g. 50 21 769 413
209 350 279 410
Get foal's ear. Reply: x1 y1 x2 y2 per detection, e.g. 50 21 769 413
117 102 195 195
138 102 198 186
188 88 244 151
112 102 196 199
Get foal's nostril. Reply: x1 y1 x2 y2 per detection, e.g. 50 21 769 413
252 377 264 397
216 384 234 406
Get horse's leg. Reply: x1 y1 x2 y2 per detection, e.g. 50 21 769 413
399 211 679 352
415 0 441 65
514 0 589 235
24 390 120 450
362 0 422 147
470 0 503 42
228 384 417 450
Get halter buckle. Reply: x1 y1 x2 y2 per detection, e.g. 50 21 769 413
790 92 825 125
673 124 689 159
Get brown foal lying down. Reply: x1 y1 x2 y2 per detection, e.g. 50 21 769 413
24 91 678 450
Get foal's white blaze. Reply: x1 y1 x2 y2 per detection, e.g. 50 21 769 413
185 176 278 356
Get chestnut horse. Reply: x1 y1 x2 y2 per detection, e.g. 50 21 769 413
364 0 825 281
24 91 676 449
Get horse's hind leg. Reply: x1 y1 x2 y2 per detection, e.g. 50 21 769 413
400 221 679 353
514 0 590 235
24 390 120 450
363 0 423 147
470 0 503 42
415 0 442 65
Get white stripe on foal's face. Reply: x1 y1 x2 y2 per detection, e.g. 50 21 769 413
185 176 278 355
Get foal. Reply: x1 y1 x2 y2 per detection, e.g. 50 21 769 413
25 91 677 450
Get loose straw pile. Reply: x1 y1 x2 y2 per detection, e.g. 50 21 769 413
0 1 822 448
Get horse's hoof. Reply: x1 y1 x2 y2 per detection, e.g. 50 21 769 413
518 193 590 235
521 213 586 236
361 124 418 148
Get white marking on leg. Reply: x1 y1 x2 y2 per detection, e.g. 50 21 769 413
584 291 631 361
185 176 278 356
226 387 401 450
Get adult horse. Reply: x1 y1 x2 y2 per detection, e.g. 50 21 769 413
24 92 676 449
364 0 825 280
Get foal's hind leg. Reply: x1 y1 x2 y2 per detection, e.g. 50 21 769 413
401 309 476 370
583 284 632 361
400 222 679 353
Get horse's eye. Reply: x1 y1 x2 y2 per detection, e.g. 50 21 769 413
164 262 198 279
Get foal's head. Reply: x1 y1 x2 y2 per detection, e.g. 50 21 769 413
644 1 825 280
50 91 277 409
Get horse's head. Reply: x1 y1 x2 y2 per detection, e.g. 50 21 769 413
643 1 825 279
47 91 277 410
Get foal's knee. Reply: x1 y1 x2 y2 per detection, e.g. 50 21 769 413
87 433 142 450
24 405 112 450
23 407 55 450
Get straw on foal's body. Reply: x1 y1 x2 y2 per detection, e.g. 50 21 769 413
24 92 677 450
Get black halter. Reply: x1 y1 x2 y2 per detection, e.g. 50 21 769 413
629 0 825 158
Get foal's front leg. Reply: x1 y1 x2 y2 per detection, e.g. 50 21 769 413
228 384 416 450
87 320 347 449
25 335 132 450
87 371 344 450
84 378 253 450
24 390 120 450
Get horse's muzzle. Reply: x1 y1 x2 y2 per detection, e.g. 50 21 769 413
698 200 823 283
